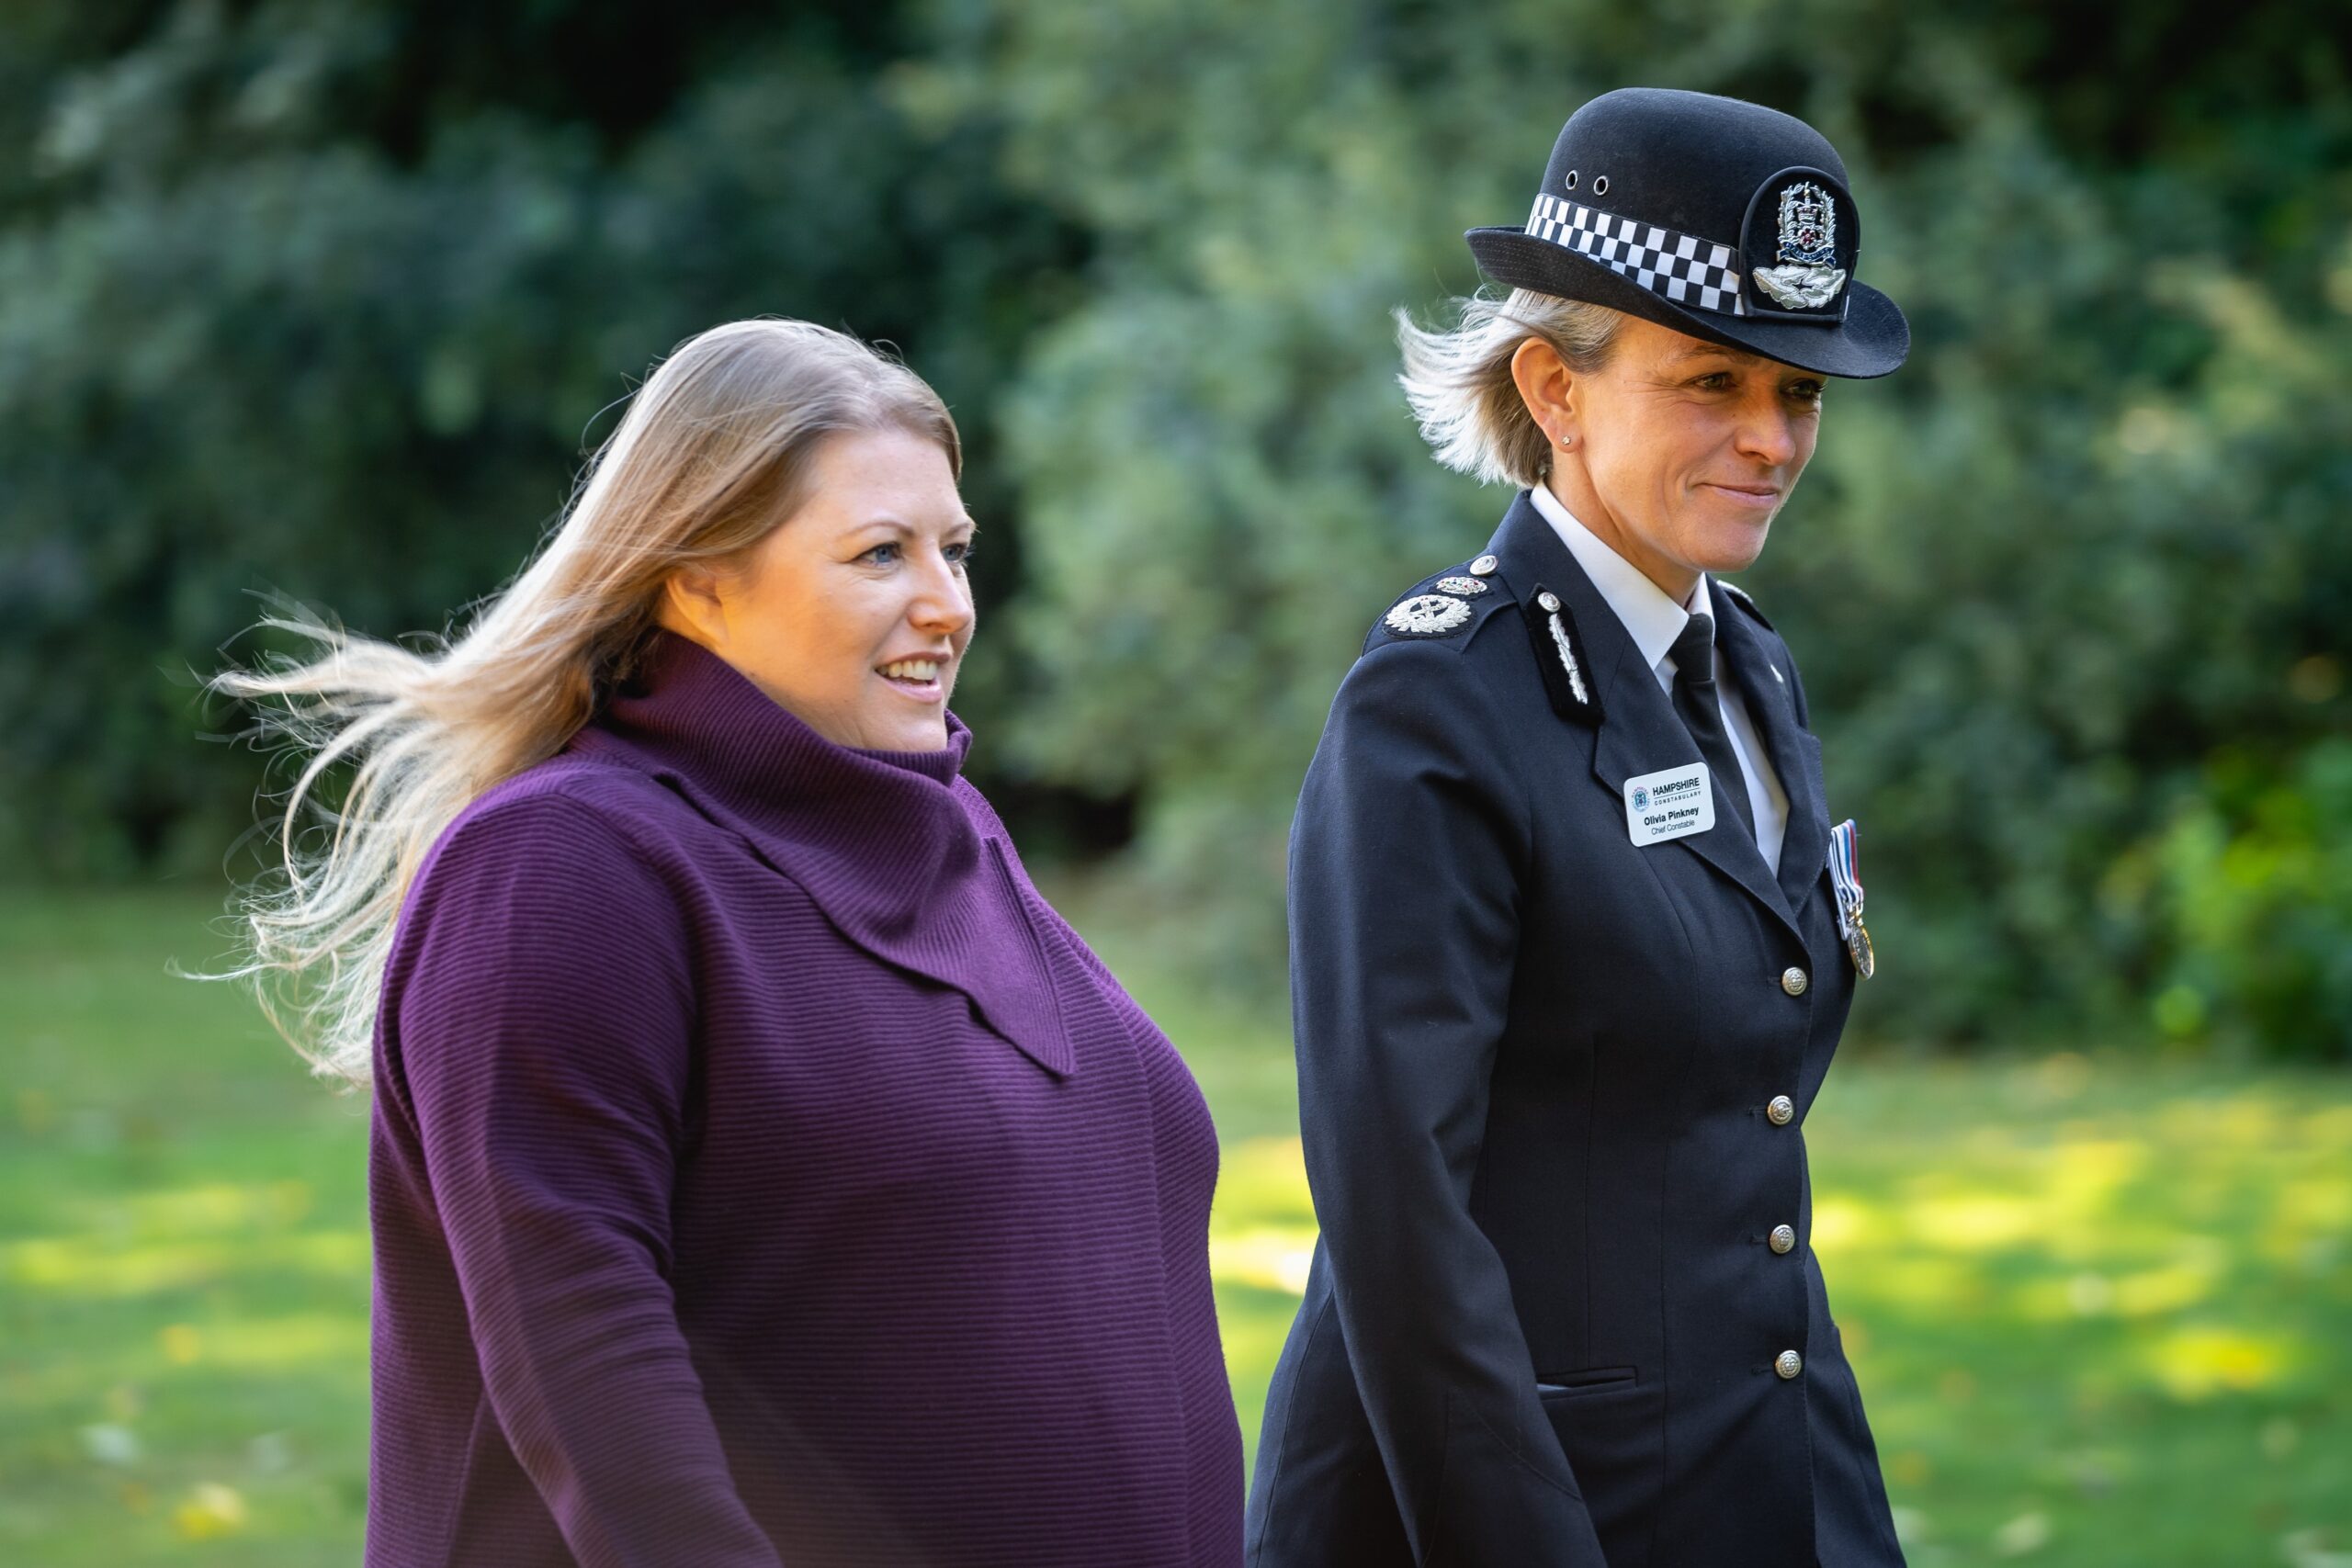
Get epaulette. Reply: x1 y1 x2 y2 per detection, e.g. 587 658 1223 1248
1715 578 1777 633
1362 555 1516 656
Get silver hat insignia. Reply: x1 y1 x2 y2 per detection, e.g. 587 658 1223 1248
1753 181 1847 310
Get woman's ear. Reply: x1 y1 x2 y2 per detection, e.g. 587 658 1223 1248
1509 336 1578 449
659 566 731 649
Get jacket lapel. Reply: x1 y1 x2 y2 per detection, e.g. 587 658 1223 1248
1487 497 1802 942
1709 584 1829 914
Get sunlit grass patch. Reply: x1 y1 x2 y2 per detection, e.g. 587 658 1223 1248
5 886 2349 1565
1136 996 2352 1562
1 890 373 1566
1795 1058 2352 1564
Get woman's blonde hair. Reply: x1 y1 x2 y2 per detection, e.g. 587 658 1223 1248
1395 288 1623 487
195 317 959 1089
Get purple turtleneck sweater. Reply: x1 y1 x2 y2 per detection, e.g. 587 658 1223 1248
367 628 1244 1566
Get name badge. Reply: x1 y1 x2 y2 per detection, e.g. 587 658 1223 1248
1623 762 1715 846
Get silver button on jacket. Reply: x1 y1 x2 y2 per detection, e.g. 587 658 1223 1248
1776 1349 1804 1380
1770 1224 1797 1254
1768 1094 1796 1125
1781 965 1809 996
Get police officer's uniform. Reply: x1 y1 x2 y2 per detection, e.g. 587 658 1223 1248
1244 89 1911 1568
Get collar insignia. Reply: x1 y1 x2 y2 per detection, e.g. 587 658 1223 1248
1526 584 1603 727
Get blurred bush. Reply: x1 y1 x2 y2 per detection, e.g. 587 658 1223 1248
1 0 2344 1056
944 0 2352 1055
0 0 1080 874
2132 739 2352 1059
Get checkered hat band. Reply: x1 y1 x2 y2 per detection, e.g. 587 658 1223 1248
1522 194 1747 318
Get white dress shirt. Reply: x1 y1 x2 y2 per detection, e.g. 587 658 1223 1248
1528 484 1791 871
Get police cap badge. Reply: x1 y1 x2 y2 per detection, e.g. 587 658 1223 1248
1463 88 1906 379
1742 170 1854 318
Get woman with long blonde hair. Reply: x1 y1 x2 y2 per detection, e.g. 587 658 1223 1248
204 319 1244 1566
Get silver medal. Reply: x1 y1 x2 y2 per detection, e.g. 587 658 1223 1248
1845 922 1875 981
1828 818 1871 978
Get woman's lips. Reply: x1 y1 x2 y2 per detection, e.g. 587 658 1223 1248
876 658 947 702
1702 482 1782 510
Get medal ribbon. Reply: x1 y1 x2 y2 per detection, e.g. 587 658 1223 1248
1829 818 1865 940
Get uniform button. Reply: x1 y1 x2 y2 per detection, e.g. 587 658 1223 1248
1770 1224 1796 1254
1469 554 1499 576
1767 1095 1795 1125
1780 966 1809 997
1775 1349 1804 1380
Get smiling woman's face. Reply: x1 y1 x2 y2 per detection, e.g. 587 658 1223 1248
1521 312 1826 601
658 426 976 751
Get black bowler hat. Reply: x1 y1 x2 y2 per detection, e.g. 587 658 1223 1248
1466 88 1908 378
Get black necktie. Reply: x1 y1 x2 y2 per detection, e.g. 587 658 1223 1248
1668 613 1757 846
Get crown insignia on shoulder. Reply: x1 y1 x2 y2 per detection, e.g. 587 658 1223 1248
1383 592 1474 637
1370 558 1513 648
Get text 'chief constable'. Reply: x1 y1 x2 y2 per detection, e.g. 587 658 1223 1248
1246 89 1910 1567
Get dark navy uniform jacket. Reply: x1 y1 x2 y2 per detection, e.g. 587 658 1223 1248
1245 492 1905 1568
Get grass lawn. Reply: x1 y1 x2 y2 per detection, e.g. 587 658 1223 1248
3 883 2348 1565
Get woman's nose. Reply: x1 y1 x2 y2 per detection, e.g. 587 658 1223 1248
1736 403 1799 467
910 559 974 636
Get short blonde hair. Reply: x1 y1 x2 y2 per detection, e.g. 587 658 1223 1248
1396 288 1623 488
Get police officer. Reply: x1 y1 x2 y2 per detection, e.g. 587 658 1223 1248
1245 89 1909 1567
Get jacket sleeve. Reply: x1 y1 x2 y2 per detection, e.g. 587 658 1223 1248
1288 636 1608 1566
384 791 783 1568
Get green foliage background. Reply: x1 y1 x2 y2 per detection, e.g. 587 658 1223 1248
2 0 2346 1055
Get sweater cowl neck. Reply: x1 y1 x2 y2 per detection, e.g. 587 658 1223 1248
563 626 1073 1076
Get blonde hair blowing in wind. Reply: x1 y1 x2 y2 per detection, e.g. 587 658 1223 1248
196 318 960 1089
1395 287 1622 487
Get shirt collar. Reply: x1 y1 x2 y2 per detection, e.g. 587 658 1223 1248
1527 482 1712 678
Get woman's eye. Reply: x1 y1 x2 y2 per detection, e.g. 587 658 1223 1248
1788 381 1826 406
1695 373 1733 389
861 542 900 565
944 540 976 566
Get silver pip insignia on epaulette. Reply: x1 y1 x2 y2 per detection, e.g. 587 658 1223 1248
1525 584 1602 726
1384 593 1474 637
